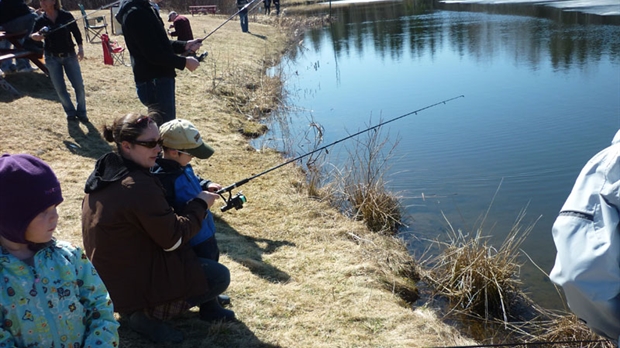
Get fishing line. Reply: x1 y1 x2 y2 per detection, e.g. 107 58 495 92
40 0 122 36
216 95 465 210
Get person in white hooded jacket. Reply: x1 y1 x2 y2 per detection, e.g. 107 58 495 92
550 130 620 343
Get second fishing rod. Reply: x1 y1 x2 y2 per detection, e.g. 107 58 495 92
217 95 465 212
183 0 263 59
38 0 122 37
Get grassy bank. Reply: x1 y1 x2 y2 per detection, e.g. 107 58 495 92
0 11 479 347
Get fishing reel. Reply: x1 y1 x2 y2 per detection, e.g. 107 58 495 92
184 50 208 62
39 26 50 36
196 51 208 62
220 191 247 212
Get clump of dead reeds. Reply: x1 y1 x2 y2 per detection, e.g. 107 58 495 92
339 122 403 234
505 312 617 347
345 181 402 233
422 206 540 321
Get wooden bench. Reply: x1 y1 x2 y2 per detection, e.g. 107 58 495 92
189 5 218 15
0 31 47 73
0 30 48 97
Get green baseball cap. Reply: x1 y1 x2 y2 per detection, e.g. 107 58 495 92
159 119 214 159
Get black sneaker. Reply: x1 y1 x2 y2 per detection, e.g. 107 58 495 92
199 300 236 322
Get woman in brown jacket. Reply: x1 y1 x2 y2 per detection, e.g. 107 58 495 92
81 113 235 344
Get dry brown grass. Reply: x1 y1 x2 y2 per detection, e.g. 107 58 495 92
531 314 616 347
501 311 615 347
0 10 480 348
421 204 539 322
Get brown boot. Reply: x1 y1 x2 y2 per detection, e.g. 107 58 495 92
129 311 184 343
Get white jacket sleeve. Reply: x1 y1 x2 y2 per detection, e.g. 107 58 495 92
549 131 620 342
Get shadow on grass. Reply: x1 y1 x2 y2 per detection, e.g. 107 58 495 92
64 121 112 159
215 216 294 283
113 216 292 346
249 32 268 40
0 71 58 102
117 310 283 347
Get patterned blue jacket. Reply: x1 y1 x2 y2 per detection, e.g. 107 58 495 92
0 239 119 346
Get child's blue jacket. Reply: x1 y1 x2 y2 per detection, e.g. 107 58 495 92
153 158 215 246
0 239 119 346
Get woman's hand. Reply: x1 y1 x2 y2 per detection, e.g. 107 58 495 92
77 45 84 60
196 191 219 209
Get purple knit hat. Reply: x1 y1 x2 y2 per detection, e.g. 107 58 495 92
0 154 63 244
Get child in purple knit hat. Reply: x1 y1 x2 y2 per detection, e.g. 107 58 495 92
0 154 119 347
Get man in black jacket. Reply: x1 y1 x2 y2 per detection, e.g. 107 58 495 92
116 0 202 125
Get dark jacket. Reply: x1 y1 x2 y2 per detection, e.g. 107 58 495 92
33 9 82 55
0 0 31 25
81 152 208 313
152 158 215 246
169 15 193 41
116 0 187 83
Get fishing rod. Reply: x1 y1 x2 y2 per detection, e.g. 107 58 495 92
184 0 263 58
216 95 465 212
38 0 122 36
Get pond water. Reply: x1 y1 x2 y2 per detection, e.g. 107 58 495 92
260 0 620 310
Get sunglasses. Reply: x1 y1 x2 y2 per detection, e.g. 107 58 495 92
132 138 164 149
134 115 153 128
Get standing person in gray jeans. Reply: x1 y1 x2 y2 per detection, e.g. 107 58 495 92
31 0 87 122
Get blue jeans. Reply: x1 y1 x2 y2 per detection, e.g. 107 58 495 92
193 237 220 262
45 53 87 119
1 13 36 71
136 77 175 125
239 9 249 33
187 258 231 305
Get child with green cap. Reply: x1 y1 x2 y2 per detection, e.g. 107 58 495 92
152 119 234 318
0 153 119 346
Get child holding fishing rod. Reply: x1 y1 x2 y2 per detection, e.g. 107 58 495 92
152 118 233 308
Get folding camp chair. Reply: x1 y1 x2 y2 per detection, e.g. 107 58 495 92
78 4 108 43
101 34 127 66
